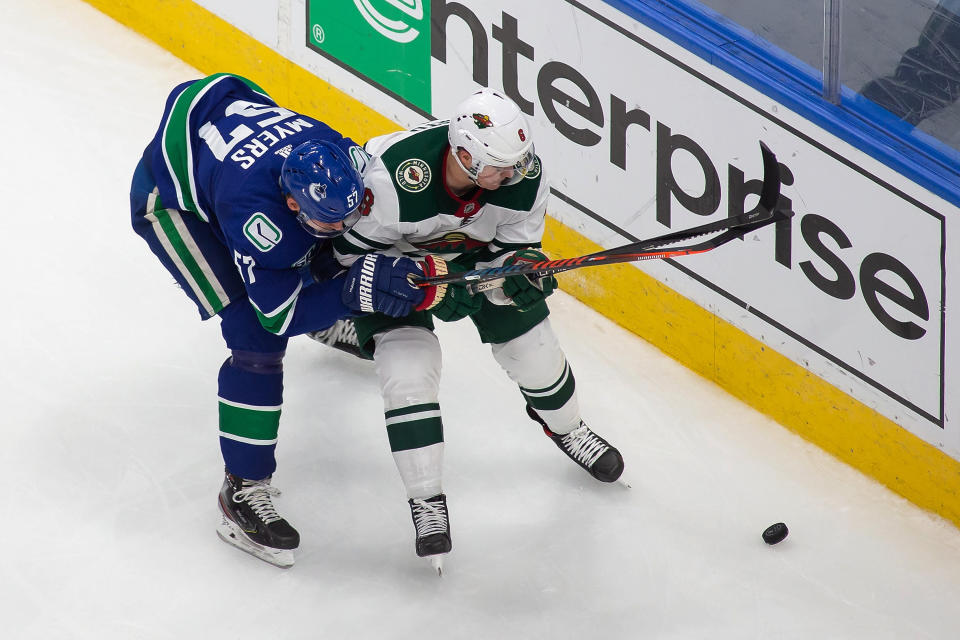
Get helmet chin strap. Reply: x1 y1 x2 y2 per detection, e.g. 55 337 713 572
450 147 482 186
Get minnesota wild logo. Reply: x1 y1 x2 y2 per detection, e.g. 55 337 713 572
524 156 542 180
396 158 431 193
472 113 493 129
412 232 487 253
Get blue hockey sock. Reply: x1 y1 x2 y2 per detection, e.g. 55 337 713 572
218 350 284 480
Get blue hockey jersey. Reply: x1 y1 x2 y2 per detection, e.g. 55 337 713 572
141 73 361 335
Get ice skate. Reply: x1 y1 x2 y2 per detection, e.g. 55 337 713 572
217 472 300 568
409 494 451 574
306 319 371 360
527 405 625 483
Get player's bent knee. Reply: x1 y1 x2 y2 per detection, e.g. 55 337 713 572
229 349 285 375
491 318 565 387
374 327 442 407
219 350 284 408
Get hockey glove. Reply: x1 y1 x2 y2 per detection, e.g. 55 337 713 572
308 242 344 283
414 256 483 322
298 242 343 286
501 249 558 311
341 254 425 318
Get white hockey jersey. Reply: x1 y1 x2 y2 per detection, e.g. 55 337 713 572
333 120 550 267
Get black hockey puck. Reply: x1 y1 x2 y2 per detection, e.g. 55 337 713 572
762 522 788 545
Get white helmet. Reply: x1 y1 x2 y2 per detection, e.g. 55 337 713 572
447 88 536 186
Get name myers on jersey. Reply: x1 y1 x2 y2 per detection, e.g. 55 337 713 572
230 115 316 170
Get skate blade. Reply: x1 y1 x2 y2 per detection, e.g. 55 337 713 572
216 517 295 568
428 555 445 576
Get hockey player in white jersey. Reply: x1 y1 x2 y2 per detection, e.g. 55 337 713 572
320 89 625 568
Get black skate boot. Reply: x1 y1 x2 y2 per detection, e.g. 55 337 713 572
306 319 372 360
408 494 452 558
526 405 625 483
217 471 300 567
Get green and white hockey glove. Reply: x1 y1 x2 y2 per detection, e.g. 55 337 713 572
501 249 558 312
415 255 483 322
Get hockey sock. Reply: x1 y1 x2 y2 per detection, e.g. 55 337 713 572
491 319 582 434
218 350 284 480
373 327 444 499
518 359 580 435
386 402 444 499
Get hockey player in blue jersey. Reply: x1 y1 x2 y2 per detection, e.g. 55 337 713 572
130 73 431 567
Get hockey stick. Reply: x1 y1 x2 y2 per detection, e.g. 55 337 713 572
413 141 785 290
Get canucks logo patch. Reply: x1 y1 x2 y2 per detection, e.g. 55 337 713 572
243 212 283 252
396 158 431 193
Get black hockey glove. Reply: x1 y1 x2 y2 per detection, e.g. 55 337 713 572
308 242 343 283
501 249 558 311
341 254 425 318
414 256 483 322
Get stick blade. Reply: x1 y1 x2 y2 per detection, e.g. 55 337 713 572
758 141 781 214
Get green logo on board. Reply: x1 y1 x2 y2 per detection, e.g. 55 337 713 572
307 0 431 112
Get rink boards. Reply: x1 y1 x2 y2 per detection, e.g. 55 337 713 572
82 0 960 527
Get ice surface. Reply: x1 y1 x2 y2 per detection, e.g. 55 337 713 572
3 1 960 638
